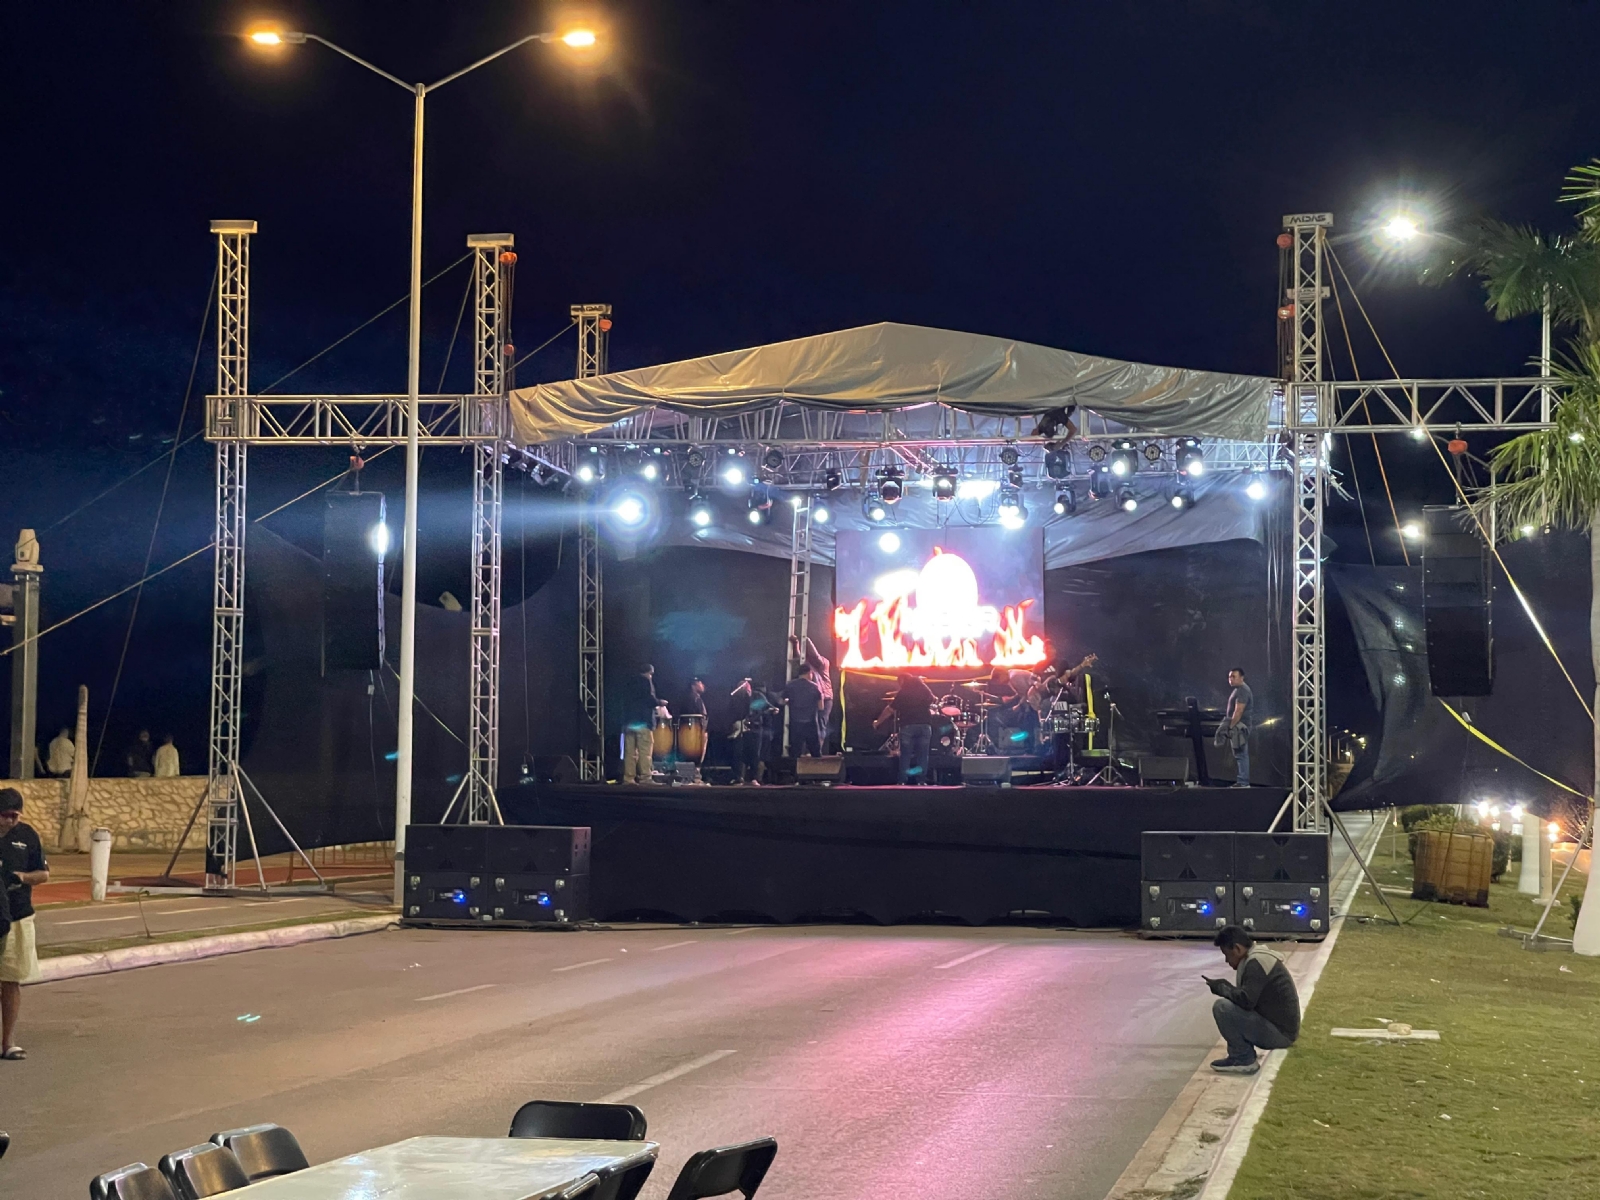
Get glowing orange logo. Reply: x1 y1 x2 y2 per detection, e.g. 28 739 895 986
834 548 1047 669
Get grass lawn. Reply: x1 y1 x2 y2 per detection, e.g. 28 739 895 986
1229 832 1600 1200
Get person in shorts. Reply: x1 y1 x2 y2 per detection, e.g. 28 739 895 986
0 788 50 1060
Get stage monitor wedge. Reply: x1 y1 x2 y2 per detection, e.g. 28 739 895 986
322 491 387 673
1422 504 1492 696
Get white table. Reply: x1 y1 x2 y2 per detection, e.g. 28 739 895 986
229 1136 658 1200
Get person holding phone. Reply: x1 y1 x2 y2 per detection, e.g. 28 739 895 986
1203 924 1300 1074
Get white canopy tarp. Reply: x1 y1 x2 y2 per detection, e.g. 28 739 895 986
510 322 1277 444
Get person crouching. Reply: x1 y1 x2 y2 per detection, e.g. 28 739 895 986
1203 924 1300 1074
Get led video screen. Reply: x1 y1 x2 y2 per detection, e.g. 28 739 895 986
833 527 1048 673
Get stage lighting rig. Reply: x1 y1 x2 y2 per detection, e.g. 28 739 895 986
997 484 1026 521
863 492 890 523
686 446 706 470
1117 485 1138 513
1044 447 1072 479
573 445 605 486
999 446 1020 466
1109 439 1138 478
762 447 785 471
1006 466 1025 488
747 482 773 526
931 466 957 500
638 446 668 482
1175 437 1204 476
1142 441 1164 465
1086 444 1107 464
609 490 652 531
824 468 842 492
1089 465 1113 500
1053 486 1077 516
877 467 904 503
812 500 831 524
1246 474 1269 501
1171 483 1194 510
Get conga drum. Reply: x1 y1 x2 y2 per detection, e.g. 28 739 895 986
651 713 675 758
676 714 708 762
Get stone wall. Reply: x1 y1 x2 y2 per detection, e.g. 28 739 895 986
0 776 207 852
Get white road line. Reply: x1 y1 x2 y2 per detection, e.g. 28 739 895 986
552 958 613 973
723 926 761 936
651 940 698 952
415 983 497 1002
596 1050 738 1103
934 944 1003 970
56 914 142 926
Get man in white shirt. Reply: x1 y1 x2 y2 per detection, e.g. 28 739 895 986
153 735 180 778
45 729 74 777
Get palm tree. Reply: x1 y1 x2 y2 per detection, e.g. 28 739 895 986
1452 160 1600 954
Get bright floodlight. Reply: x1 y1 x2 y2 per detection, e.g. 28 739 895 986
721 463 747 486
612 494 648 528
1245 476 1268 502
575 463 596 484
690 505 712 528
1382 214 1420 242
878 531 901 553
250 29 282 45
561 28 598 47
1520 524 1536 537
1409 425 1427 442
368 523 390 558
1401 521 1423 541
813 503 831 524
640 461 659 481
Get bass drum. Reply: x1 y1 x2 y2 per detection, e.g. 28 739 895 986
651 713 675 758
676 714 708 761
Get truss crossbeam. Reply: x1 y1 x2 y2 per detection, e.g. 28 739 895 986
204 394 493 445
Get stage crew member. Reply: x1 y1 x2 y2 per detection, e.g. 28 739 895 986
781 663 824 758
1220 667 1253 787
878 674 937 785
1204 924 1300 1074
790 635 834 749
619 664 661 785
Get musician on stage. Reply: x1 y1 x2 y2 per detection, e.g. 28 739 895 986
875 673 937 785
729 678 778 785
1046 653 1099 703
681 677 708 718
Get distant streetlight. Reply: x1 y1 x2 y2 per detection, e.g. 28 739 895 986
245 22 599 898
1382 214 1421 243
1401 521 1423 542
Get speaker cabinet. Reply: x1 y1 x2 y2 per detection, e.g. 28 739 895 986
1138 756 1192 785
1142 832 1235 881
322 491 387 672
960 756 1013 785
1234 832 1329 883
1142 881 1232 932
1423 505 1492 696
794 755 845 784
1236 880 1327 936
402 824 590 927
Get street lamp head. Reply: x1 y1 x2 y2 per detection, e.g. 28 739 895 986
560 28 598 47
1382 215 1420 242
247 26 306 46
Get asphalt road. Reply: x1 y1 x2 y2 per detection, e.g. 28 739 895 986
3 923 1230 1200
33 891 390 950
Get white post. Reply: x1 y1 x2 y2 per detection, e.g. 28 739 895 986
1518 823 1541 895
394 84 425 902
1539 828 1554 907
89 828 112 902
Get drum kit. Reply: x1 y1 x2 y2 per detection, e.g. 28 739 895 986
652 710 708 763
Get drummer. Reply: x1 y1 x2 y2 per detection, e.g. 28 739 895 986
681 676 708 718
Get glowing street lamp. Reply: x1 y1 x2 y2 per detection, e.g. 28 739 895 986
1382 215 1420 243
245 20 601 898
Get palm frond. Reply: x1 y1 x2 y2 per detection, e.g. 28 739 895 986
1480 345 1600 532
1560 159 1600 230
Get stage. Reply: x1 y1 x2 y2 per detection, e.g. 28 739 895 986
516 782 1286 927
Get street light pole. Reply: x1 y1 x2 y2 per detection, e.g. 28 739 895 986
245 24 599 900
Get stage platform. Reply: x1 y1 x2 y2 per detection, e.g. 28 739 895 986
514 783 1286 928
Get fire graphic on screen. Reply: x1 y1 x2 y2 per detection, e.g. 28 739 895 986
834 548 1047 669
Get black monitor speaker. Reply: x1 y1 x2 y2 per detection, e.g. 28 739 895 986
1422 505 1492 696
323 492 387 672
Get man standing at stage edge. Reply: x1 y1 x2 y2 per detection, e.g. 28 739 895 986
0 788 49 1060
1222 667 1252 787
781 663 824 757
619 664 660 786
790 635 833 750
1204 925 1300 1074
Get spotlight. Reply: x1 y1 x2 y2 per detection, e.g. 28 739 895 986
747 483 773 526
812 501 831 524
824 468 842 492
686 446 706 470
719 449 749 489
863 493 890 523
367 523 390 558
688 494 713 527
747 507 766 526
1116 485 1138 513
1086 444 1107 464
640 460 660 482
1006 466 1025 488
1090 465 1113 500
762 448 785 472
574 445 605 485
1245 474 1268 501
932 467 957 500
1176 437 1204 476
1109 439 1138 478
1401 521 1423 542
610 492 650 529
1409 425 1427 442
997 485 1026 522
877 468 904 504
1000 446 1020 466
878 531 901 553
1143 441 1164 464
1171 483 1194 510
1053 486 1077 516
956 478 998 500
1044 448 1072 479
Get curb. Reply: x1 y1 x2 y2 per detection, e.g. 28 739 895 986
1104 813 1385 1200
30 914 398 985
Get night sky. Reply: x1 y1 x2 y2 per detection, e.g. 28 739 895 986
2 1 1596 767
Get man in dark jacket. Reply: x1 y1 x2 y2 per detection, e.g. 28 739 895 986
1204 924 1300 1074
618 665 661 785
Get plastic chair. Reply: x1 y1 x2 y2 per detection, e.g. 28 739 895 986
589 1157 656 1200
664 1138 778 1200
158 1144 250 1199
207 1125 310 1182
508 1100 648 1141
89 1164 179 1200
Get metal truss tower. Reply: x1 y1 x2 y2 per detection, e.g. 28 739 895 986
462 234 513 824
574 305 612 781
206 220 256 888
1285 212 1332 833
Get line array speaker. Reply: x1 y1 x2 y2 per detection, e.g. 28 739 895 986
322 491 387 673
1423 504 1492 697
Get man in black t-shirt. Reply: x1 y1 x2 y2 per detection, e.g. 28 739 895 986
781 664 824 757
880 674 937 785
0 788 50 1059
